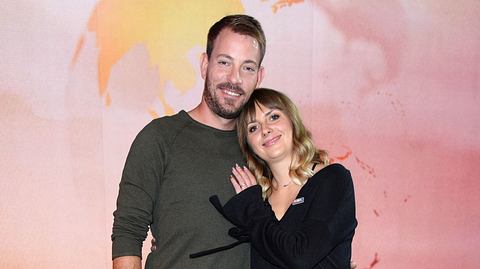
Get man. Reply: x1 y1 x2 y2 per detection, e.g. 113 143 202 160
112 14 266 269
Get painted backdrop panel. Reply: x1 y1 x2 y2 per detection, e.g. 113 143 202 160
1 1 479 268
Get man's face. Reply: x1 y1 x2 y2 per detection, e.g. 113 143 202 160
201 28 264 119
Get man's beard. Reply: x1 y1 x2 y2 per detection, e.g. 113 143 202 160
203 79 245 119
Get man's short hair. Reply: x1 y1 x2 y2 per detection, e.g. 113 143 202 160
206 14 266 65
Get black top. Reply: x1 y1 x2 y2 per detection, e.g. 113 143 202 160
219 163 357 269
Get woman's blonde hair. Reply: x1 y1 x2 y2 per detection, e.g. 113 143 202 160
237 88 328 199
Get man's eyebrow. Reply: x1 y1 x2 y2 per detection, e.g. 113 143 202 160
216 54 259 67
243 59 259 67
217 54 233 60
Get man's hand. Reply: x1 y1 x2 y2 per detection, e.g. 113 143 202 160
150 237 157 252
113 256 141 269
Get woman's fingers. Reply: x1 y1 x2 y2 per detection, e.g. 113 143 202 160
242 166 257 186
235 165 256 187
232 164 257 190
230 164 258 194
230 175 242 194
233 165 248 185
231 166 246 189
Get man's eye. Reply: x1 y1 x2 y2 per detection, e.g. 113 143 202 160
244 66 256 72
218 61 229 66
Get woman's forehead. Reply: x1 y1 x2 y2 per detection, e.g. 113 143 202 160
247 102 282 122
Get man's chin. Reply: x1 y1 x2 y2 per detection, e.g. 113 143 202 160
205 94 243 119
217 110 240 119
216 106 242 119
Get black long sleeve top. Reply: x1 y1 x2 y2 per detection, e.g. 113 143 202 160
221 163 357 269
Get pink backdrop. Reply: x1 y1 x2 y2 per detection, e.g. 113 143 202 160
1 1 479 268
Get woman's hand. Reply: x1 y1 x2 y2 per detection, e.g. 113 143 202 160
230 164 257 194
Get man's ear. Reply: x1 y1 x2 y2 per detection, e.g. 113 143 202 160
200 53 209 79
255 66 265 87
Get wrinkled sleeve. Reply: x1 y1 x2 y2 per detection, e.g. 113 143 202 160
223 164 357 269
111 124 165 259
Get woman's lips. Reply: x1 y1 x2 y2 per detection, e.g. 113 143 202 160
262 135 281 147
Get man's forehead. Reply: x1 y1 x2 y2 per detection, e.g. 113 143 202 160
251 39 259 50
212 30 261 63
214 29 259 50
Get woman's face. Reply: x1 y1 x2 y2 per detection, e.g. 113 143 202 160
246 103 294 164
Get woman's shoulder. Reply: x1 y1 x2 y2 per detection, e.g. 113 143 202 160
310 163 352 187
314 162 349 175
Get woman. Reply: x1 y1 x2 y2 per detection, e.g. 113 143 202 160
221 88 357 268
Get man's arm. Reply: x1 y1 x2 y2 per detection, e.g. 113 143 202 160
112 122 165 267
113 256 141 269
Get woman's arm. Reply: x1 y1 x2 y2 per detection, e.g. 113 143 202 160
224 164 357 269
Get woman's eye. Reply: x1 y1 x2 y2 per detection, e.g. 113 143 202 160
270 114 280 121
248 125 257 133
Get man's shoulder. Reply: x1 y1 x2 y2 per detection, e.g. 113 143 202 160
134 111 192 144
143 110 191 133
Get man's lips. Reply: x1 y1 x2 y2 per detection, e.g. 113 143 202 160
222 89 240 97
262 135 281 147
217 83 244 97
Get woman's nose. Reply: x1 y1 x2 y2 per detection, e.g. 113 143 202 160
262 126 272 136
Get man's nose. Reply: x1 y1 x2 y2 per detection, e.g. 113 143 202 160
227 67 242 84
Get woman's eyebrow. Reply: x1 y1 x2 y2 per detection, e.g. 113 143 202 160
247 106 276 124
264 109 274 117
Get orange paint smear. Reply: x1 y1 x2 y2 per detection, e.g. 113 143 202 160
70 34 85 69
272 0 304 13
105 92 111 107
334 147 353 161
148 108 159 119
85 0 244 115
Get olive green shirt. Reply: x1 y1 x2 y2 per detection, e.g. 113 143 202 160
112 110 249 268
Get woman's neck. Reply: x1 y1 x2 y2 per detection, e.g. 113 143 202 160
268 157 295 188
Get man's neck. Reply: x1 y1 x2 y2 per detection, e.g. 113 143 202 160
188 103 237 131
